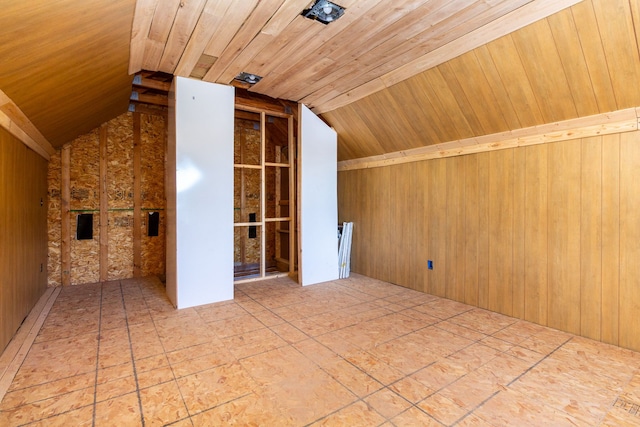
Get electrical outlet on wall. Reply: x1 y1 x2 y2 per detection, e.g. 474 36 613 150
427 260 433 270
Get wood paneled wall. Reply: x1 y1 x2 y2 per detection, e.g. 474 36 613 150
47 112 166 287
0 127 48 352
338 131 640 352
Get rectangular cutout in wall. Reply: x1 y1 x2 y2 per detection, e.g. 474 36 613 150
249 213 257 238
76 214 93 240
148 212 160 237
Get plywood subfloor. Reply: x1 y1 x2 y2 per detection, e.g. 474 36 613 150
1 274 639 425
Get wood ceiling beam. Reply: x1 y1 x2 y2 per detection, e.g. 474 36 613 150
313 0 584 114
130 91 168 106
0 90 55 160
132 75 171 92
337 107 639 171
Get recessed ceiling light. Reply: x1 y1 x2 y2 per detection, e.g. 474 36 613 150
235 72 262 85
302 0 345 25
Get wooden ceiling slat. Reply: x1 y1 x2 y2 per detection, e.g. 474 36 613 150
173 0 235 77
486 35 544 128
147 0 182 43
158 0 208 73
294 0 506 103
447 53 510 136
472 45 523 130
312 0 582 114
271 0 437 94
129 0 160 74
511 19 578 123
547 8 599 117
203 0 287 83
203 0 259 58
591 0 640 109
570 0 617 113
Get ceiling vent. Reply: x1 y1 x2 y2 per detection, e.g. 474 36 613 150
235 72 262 85
302 0 345 25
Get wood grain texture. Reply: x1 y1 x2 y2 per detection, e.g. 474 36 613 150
337 129 640 352
0 127 48 353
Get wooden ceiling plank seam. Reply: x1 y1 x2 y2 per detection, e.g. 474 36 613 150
312 0 582 114
268 0 445 100
173 0 235 77
547 6 600 117
217 33 276 83
158 0 209 73
203 0 287 83
447 53 510 135
570 0 618 113
337 107 639 171
486 35 545 128
591 0 640 109
261 0 314 35
472 45 523 130
147 0 182 43
299 0 527 103
256 0 393 98
385 81 443 146
510 18 578 124
142 39 166 71
203 0 260 58
129 0 161 74
629 0 640 65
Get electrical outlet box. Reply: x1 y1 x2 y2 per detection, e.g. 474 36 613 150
427 260 433 270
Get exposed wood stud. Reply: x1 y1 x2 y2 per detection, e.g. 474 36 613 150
99 124 109 282
133 113 142 277
61 145 71 286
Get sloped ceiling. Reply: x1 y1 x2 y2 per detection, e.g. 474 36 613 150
327 0 640 160
2 0 639 159
0 0 135 148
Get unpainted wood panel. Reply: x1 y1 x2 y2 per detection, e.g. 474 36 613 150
547 8 599 117
619 131 640 351
427 158 447 297
488 149 514 316
392 163 416 289
570 0 618 113
511 19 578 124
447 53 509 135
523 144 548 325
463 155 479 306
477 152 490 310
580 136 602 341
0 128 48 352
547 139 581 335
512 147 526 320
445 156 465 303
591 0 640 109
601 133 620 346
370 167 391 283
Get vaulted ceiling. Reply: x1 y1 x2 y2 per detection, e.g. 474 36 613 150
2 0 640 162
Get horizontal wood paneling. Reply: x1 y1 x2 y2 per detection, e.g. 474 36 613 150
0 128 48 352
338 130 640 352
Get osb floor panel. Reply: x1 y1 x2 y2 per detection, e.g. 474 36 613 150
1 274 640 426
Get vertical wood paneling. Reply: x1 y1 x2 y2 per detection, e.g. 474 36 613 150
619 132 640 350
477 152 490 309
445 156 465 302
601 134 620 346
463 155 479 306
547 140 581 334
512 148 526 319
337 130 640 352
0 127 48 352
524 144 548 325
580 136 602 341
488 149 514 316
428 158 447 297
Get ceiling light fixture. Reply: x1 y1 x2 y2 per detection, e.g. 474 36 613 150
302 0 345 25
235 72 262 85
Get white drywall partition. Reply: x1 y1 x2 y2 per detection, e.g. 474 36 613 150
299 104 339 286
167 77 234 308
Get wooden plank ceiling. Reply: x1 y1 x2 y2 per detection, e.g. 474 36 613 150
3 0 640 159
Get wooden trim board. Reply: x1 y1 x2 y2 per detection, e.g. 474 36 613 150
338 107 639 171
0 90 54 160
